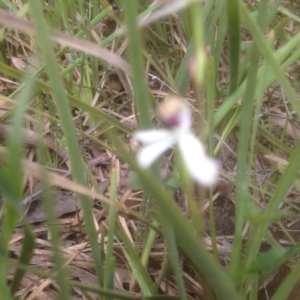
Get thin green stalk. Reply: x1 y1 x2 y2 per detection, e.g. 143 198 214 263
214 32 300 128
271 262 300 300
249 31 275 167
226 0 241 94
241 3 300 118
0 63 131 134
259 241 300 285
116 150 240 299
188 1 205 85
0 75 36 298
104 162 117 297
10 224 35 295
40 174 71 299
205 50 218 260
116 222 156 295
229 0 266 283
70 279 182 299
245 140 300 268
213 7 227 76
28 0 107 288
0 7 112 120
162 225 188 300
123 0 153 129
56 0 71 32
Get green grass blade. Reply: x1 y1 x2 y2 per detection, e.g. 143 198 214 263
214 32 300 128
27 0 106 289
271 263 300 300
123 0 153 129
10 224 35 294
104 161 117 296
230 0 267 281
246 139 300 267
117 153 240 299
226 0 241 94
0 74 36 298
116 224 156 295
241 3 300 118
259 242 300 285
0 63 132 134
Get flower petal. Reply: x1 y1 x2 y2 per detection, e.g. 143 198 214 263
134 129 172 144
137 135 175 168
177 134 217 185
178 105 192 132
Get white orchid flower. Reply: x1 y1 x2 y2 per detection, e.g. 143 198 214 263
134 96 217 186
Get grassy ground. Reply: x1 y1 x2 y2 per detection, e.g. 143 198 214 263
1 0 300 299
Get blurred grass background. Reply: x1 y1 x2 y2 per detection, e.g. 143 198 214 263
0 0 300 299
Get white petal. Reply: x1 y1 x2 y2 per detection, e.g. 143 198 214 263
178 134 218 186
134 129 172 144
178 106 192 131
137 135 175 168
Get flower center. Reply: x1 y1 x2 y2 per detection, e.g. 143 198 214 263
165 114 182 129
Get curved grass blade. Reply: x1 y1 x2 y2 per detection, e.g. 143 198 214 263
10 224 35 295
245 139 300 269
271 262 300 300
0 9 130 75
241 3 300 118
0 63 132 134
